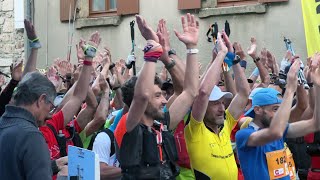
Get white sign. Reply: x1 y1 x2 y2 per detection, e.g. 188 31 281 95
14 0 24 29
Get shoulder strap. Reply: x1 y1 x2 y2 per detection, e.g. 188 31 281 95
47 123 67 157
314 131 320 143
101 128 115 156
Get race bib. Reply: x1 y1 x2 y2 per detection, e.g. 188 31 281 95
285 147 296 180
266 149 289 179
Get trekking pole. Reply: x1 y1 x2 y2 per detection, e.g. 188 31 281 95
130 20 136 76
284 37 309 89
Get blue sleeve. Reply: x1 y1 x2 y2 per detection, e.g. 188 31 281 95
109 109 123 132
235 128 255 151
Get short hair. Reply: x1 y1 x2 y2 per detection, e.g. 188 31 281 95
13 72 56 106
121 76 162 107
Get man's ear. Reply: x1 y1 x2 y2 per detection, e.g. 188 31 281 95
37 94 47 108
253 106 263 116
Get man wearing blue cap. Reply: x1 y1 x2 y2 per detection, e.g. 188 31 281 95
236 59 320 180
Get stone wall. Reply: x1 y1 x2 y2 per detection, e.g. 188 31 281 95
0 0 24 81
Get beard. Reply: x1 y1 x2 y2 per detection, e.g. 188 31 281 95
261 114 271 128
145 103 165 120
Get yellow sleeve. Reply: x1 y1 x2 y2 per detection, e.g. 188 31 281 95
184 113 204 142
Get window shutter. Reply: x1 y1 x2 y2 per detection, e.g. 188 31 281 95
60 0 76 22
258 0 288 3
178 0 201 10
117 0 139 15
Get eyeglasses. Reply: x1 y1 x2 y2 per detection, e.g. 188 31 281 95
45 95 57 115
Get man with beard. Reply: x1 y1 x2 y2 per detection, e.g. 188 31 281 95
184 31 250 180
117 13 199 179
235 55 320 180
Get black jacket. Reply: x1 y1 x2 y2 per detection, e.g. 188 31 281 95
0 105 52 180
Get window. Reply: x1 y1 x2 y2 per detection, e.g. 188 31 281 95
89 0 117 16
217 0 259 7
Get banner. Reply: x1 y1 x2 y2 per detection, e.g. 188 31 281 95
301 0 320 57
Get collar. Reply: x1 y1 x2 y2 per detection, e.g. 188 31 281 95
248 121 260 131
2 105 37 127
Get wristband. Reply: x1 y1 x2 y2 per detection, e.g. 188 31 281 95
240 60 247 69
224 52 236 68
186 48 199 54
83 60 92 66
83 44 97 58
29 38 39 42
143 41 163 62
165 58 176 70
29 41 41 49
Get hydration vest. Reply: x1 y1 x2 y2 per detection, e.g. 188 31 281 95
118 112 179 179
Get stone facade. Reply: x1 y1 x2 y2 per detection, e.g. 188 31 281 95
0 0 25 83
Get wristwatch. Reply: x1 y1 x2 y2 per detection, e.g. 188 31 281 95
168 49 176 56
165 58 176 70
233 55 241 65
254 57 261 63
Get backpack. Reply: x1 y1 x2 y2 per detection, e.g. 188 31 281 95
87 128 115 156
47 123 83 157
173 113 191 169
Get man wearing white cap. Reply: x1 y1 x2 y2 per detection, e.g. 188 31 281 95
184 32 250 179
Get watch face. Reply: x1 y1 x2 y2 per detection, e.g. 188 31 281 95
168 49 176 55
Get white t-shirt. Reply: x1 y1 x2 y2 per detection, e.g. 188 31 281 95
92 132 119 167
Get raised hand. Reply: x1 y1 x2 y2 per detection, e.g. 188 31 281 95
233 42 246 60
88 31 101 49
0 75 6 87
24 19 37 40
11 59 23 81
286 60 300 92
57 59 73 77
47 66 61 89
221 30 234 53
247 37 258 59
157 19 171 60
310 52 320 86
216 32 228 54
76 39 85 63
136 15 159 42
174 13 199 48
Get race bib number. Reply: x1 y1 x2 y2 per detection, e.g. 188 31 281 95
285 147 296 180
266 149 289 179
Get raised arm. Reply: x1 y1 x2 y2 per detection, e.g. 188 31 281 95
289 84 308 123
61 33 100 126
246 60 300 147
224 35 250 120
167 14 199 129
126 15 160 132
191 32 227 122
286 53 320 138
23 19 40 76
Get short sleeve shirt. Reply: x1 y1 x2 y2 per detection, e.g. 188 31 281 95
184 109 238 180
39 110 82 160
235 123 290 180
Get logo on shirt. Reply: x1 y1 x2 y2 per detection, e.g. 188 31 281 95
274 168 284 177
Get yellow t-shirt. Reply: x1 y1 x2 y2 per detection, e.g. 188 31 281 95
185 109 238 180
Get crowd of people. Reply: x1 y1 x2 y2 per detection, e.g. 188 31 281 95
0 13 320 180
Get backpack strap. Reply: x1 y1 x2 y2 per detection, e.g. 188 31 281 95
88 128 115 156
184 111 191 127
101 128 115 156
314 131 320 144
66 125 83 148
47 123 67 157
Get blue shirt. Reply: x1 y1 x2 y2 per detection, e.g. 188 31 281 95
235 122 290 180
109 109 124 132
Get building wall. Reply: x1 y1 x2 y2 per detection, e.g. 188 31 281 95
34 0 306 73
0 0 24 76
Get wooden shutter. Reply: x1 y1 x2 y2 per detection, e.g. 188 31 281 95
60 0 76 22
178 0 201 10
117 0 139 15
258 0 288 3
